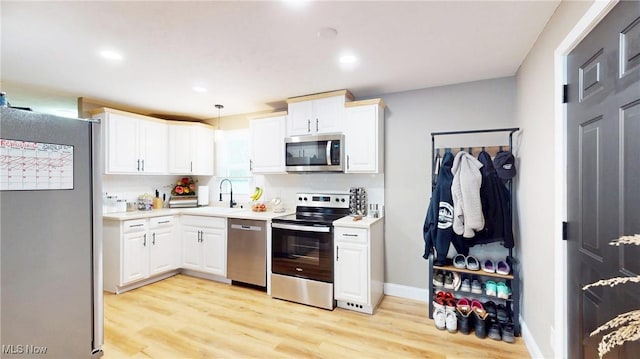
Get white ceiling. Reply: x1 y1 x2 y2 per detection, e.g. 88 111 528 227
1 1 559 120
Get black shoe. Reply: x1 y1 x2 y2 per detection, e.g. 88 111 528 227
473 310 487 339
484 300 497 321
457 307 472 335
496 304 510 324
501 323 515 343
488 322 502 341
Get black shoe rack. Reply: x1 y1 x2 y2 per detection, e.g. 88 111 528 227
426 128 521 337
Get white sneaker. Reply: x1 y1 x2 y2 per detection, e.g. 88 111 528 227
453 272 461 291
433 305 446 330
445 309 458 333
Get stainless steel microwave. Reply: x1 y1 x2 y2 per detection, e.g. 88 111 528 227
285 134 344 172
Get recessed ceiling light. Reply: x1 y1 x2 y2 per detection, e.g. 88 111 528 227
339 55 357 64
99 50 123 61
192 86 207 93
282 0 308 8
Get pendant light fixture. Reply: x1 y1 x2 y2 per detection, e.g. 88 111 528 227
214 104 224 130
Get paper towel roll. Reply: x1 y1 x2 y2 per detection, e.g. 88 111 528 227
197 185 209 206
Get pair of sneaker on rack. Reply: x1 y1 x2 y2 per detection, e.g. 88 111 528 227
485 280 512 299
433 270 461 290
453 254 511 275
455 297 515 343
432 291 458 333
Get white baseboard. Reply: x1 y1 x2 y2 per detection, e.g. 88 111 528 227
383 282 428 302
180 269 232 284
520 315 545 358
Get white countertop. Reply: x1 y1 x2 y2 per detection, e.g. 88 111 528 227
333 215 384 229
103 206 294 221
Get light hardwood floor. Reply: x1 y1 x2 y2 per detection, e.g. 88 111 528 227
103 274 530 358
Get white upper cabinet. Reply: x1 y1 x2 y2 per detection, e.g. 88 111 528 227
249 112 287 174
168 122 214 176
344 99 385 174
93 108 168 175
138 119 169 174
286 90 353 137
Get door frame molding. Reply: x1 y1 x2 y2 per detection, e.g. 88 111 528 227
553 1 617 357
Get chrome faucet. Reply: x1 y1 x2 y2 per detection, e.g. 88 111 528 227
219 179 236 208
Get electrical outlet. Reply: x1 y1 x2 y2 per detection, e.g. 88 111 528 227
550 326 555 351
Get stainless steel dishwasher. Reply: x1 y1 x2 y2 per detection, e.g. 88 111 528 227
227 218 267 287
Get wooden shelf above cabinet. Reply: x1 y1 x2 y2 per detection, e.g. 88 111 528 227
433 264 514 280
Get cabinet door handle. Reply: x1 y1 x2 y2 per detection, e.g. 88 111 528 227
307 119 311 133
316 118 319 132
336 245 339 261
152 232 156 245
200 230 204 242
190 161 193 173
143 233 147 246
347 155 350 170
249 159 252 171
141 159 145 172
137 159 140 171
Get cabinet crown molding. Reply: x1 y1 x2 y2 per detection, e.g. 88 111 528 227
286 89 354 104
345 98 386 109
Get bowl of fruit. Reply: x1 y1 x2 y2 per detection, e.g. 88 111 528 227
251 201 267 212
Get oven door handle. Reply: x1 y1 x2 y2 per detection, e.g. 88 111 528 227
272 222 331 233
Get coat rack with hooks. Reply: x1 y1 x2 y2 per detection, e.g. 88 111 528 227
426 127 521 337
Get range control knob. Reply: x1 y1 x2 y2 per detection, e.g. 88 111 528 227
335 198 340 202
303 197 308 201
341 198 346 202
298 197 303 201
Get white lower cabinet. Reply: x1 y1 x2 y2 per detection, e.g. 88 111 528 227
104 216 178 293
334 219 384 314
181 215 226 276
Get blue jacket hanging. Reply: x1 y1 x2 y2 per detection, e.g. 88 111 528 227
423 151 468 265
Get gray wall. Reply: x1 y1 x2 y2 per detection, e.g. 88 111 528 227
380 77 516 289
515 1 593 357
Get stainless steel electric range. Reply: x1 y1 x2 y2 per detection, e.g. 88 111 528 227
271 192 350 310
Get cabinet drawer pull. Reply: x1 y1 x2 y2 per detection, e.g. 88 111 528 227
129 224 144 228
158 220 170 224
343 234 358 237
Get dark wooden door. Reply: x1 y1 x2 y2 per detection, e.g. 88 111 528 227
567 1 640 358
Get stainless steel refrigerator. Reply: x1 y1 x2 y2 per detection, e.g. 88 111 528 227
0 107 103 358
